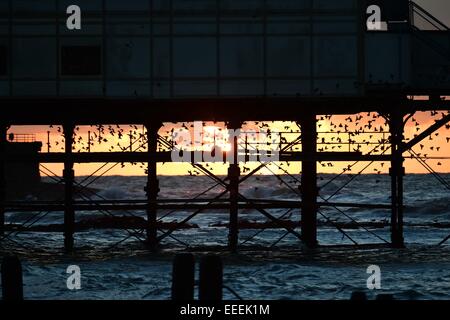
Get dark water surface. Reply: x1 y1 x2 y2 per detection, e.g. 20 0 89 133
2 174 450 300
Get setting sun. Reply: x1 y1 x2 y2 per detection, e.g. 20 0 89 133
202 126 232 153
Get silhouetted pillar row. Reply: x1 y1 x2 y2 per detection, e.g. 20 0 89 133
63 124 75 252
227 122 241 253
389 113 405 248
0 124 6 237
145 123 161 250
300 114 318 248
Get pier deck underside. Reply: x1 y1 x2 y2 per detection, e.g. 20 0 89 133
0 96 449 124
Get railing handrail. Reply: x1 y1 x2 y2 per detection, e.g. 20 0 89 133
6 133 36 143
410 1 449 31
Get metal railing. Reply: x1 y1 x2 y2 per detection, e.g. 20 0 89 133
409 1 450 62
6 133 36 143
161 130 389 154
410 1 449 31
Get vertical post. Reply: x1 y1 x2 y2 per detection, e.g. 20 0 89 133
87 131 91 153
1 255 23 301
389 112 405 248
199 255 223 301
0 124 7 236
63 123 75 252
227 122 241 253
145 122 160 250
300 114 318 248
129 132 133 152
47 130 51 153
171 253 195 301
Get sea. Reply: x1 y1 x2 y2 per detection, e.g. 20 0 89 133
2 174 450 300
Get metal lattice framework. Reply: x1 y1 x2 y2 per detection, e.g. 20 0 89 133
1 97 450 252
0 0 450 253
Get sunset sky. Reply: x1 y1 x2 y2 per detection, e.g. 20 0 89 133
8 107 450 177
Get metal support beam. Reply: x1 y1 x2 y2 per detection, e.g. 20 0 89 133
63 123 75 252
3 150 391 164
300 114 318 248
3 200 394 212
227 121 241 252
1 97 449 126
401 113 450 152
145 122 161 250
0 124 7 236
389 112 405 248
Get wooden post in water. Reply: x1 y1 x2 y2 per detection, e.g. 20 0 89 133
199 255 223 301
171 253 195 301
1 255 23 301
63 123 75 252
389 112 405 248
145 122 160 250
0 124 6 236
227 121 241 253
300 114 318 248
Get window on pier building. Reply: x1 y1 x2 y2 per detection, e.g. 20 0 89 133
61 46 102 76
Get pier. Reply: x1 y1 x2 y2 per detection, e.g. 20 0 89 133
0 0 449 252
1 96 449 252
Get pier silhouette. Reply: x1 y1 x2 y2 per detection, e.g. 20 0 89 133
0 0 449 253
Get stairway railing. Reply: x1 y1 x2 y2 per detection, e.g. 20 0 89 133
410 1 448 31
409 1 450 62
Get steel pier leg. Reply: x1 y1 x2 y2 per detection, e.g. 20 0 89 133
145 123 160 250
63 124 75 252
0 124 7 237
228 123 240 252
390 113 405 248
300 114 318 248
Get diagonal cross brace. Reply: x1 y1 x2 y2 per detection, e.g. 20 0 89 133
236 194 303 241
157 189 229 242
195 162 303 241
401 113 450 153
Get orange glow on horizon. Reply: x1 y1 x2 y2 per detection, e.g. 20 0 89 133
7 108 450 177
